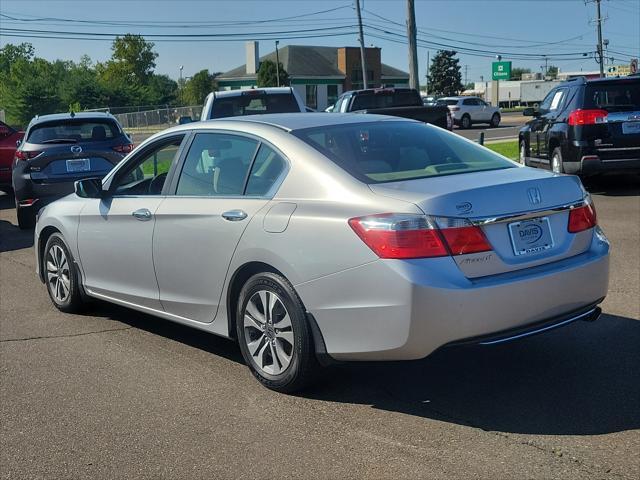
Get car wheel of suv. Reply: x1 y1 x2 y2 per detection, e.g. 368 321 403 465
519 141 528 165
237 272 319 393
551 147 564 173
43 233 85 313
16 204 36 230
490 113 501 127
461 114 471 129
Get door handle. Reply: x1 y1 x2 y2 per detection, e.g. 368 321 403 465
222 209 248 221
132 208 152 221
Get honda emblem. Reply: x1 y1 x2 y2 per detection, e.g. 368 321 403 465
527 187 542 205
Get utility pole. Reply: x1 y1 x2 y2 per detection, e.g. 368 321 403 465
464 64 468 86
275 40 281 87
591 0 605 78
355 0 368 89
406 0 419 90
425 50 430 95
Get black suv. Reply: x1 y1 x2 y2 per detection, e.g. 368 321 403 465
12 112 133 228
519 76 640 177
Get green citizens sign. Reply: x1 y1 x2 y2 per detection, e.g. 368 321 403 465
492 61 512 80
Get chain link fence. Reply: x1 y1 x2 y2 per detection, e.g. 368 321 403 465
110 106 202 130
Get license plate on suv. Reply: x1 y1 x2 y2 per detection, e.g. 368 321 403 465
621 122 640 135
508 217 554 256
66 158 90 173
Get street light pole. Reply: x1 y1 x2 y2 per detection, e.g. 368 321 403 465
179 65 184 106
275 40 281 87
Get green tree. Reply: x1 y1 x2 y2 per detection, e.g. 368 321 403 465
546 65 559 79
510 67 531 80
182 69 217 105
145 74 178 105
256 60 289 87
108 34 158 84
0 43 35 74
427 50 463 96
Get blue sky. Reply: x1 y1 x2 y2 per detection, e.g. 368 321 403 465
1 0 638 84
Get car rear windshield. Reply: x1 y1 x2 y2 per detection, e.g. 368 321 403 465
437 99 459 106
27 119 120 144
210 93 299 119
584 80 640 112
293 121 515 184
350 90 421 110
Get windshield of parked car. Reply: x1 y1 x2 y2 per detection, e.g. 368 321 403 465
584 80 640 112
210 93 299 119
294 121 515 184
350 90 421 110
27 119 120 144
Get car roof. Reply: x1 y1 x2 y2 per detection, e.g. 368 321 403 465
211 87 294 99
28 111 117 126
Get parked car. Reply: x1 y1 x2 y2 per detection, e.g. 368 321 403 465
422 95 438 106
34 113 609 392
0 121 24 193
332 88 452 130
201 87 305 120
438 96 501 128
519 76 640 176
12 112 133 229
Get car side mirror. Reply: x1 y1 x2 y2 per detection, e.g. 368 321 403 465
16 139 22 148
75 178 108 199
523 107 539 117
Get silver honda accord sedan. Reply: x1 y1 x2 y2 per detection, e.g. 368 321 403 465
34 113 609 392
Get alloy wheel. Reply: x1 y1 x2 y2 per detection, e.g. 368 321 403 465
46 244 71 303
552 153 562 173
243 290 294 376
519 143 526 164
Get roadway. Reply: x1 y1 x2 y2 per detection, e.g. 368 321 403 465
454 111 529 142
1 175 638 479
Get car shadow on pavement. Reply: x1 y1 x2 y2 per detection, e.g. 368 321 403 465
0 220 34 252
84 301 244 365
0 192 15 210
304 313 640 436
584 174 640 197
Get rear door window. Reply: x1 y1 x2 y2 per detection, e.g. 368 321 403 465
176 133 259 196
27 119 119 144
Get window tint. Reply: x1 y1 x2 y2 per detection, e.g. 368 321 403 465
176 133 258 196
438 99 460 106
293 122 515 184
113 136 184 195
245 145 287 196
538 90 556 111
463 98 478 106
210 93 299 119
350 90 421 110
28 119 119 144
584 80 640 110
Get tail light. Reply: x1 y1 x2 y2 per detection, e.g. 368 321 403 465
14 150 41 161
568 202 597 233
348 213 491 259
113 143 134 154
567 109 608 126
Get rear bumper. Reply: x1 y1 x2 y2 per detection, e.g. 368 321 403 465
564 145 640 175
296 228 610 361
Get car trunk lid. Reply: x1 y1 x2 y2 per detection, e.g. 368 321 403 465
370 167 591 278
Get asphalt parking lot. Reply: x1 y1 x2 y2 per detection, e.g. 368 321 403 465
1 175 638 479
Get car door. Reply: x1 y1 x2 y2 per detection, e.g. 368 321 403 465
152 131 288 323
478 99 492 122
462 98 481 121
529 89 556 161
537 88 567 161
77 133 187 309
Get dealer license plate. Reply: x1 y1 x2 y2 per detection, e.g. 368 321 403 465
66 158 90 173
508 217 554 256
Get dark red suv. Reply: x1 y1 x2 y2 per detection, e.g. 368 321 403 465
0 121 24 193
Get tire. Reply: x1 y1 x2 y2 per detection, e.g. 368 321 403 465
519 141 528 165
551 147 564 174
460 114 471 129
16 205 36 230
490 113 501 127
43 233 85 313
236 272 319 393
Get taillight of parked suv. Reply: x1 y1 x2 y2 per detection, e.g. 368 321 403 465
112 143 134 154
567 109 608 126
14 150 42 161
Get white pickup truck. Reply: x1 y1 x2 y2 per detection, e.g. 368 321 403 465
200 87 306 120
